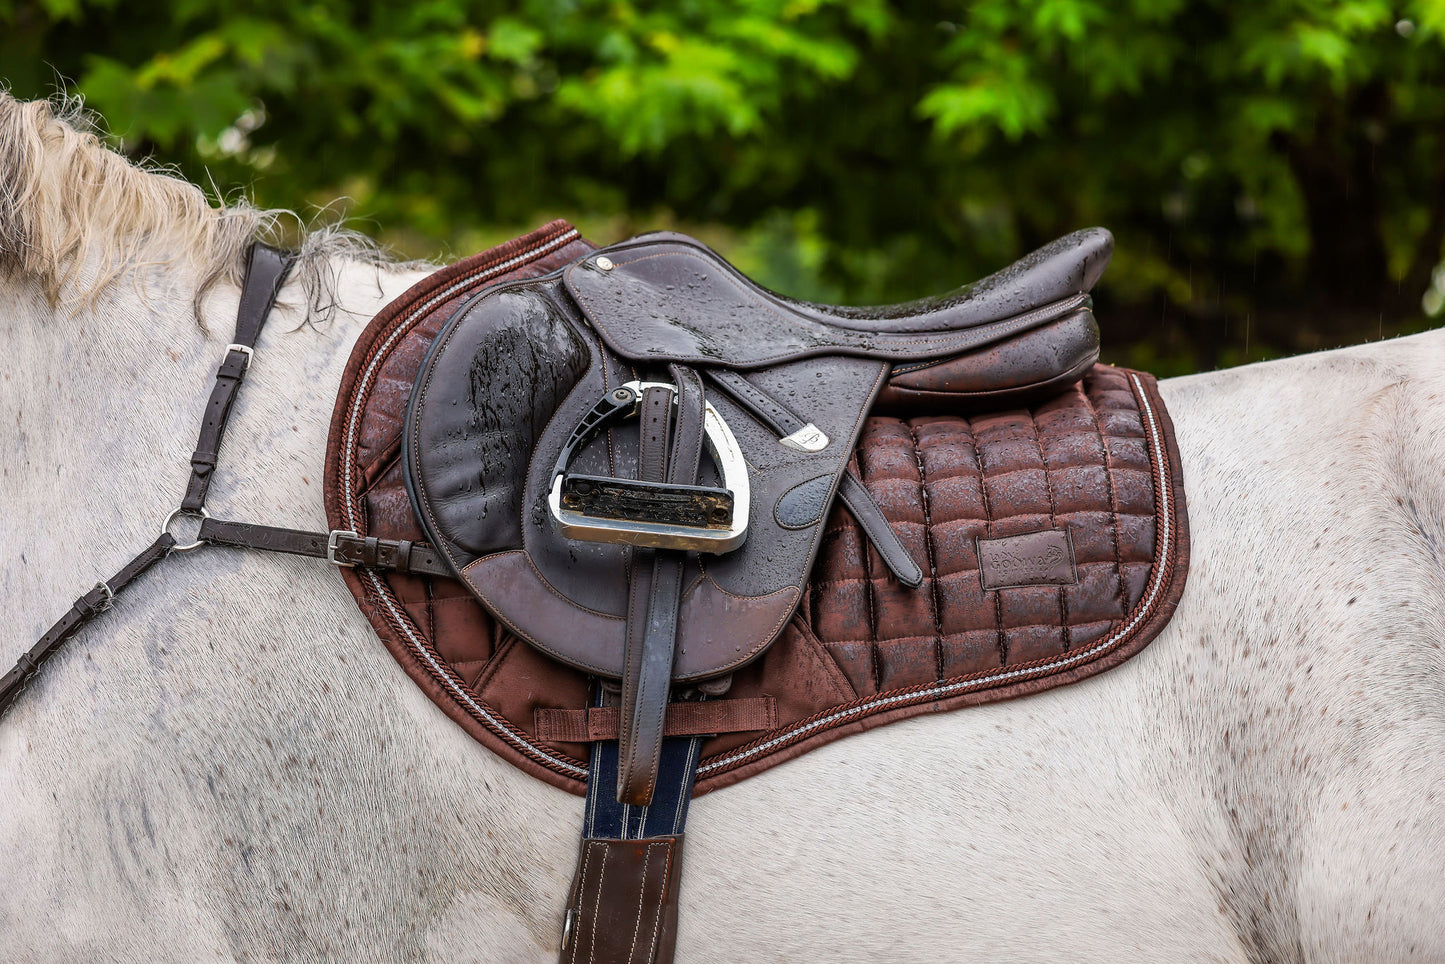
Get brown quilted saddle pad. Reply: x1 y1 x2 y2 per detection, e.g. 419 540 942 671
323 221 1190 796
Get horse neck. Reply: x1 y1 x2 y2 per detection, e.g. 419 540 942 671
1 251 429 636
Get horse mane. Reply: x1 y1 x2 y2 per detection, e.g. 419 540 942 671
0 93 398 316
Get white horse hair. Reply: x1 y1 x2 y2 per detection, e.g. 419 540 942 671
1 94 1441 962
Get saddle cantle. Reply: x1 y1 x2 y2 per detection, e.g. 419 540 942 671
324 221 1189 964
403 227 1111 803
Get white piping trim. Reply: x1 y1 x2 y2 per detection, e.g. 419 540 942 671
341 229 588 778
366 569 588 778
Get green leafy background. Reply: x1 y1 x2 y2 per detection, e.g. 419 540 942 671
5 0 1445 373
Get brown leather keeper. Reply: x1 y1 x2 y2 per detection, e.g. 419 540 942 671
535 698 777 743
561 836 684 964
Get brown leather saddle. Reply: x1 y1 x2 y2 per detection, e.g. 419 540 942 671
324 222 1188 964
403 228 1111 806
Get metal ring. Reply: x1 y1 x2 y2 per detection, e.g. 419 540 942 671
162 506 211 552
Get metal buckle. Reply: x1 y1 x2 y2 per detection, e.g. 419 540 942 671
560 908 576 951
161 506 211 552
327 530 359 566
548 380 750 553
91 581 115 612
225 343 254 371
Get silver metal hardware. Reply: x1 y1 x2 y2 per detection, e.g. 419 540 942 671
561 908 576 950
91 582 115 612
594 256 614 271
549 380 750 553
780 422 829 453
162 506 211 552
327 530 360 566
225 343 254 371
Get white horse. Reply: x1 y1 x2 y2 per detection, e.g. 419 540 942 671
1 95 1441 963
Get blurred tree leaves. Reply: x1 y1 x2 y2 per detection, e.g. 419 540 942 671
3 0 1444 371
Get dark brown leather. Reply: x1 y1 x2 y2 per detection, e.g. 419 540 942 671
563 230 1110 366
834 471 923 587
197 518 453 576
406 230 1111 690
561 836 685 964
617 370 708 805
4 243 299 719
325 227 1189 797
182 245 295 511
874 308 1101 415
409 274 889 683
534 698 778 742
707 368 923 587
0 534 178 715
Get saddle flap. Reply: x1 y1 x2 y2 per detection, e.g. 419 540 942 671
562 229 1112 369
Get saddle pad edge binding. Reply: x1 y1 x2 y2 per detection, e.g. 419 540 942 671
324 221 598 790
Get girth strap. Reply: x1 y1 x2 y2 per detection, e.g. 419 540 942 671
561 714 704 964
618 367 706 806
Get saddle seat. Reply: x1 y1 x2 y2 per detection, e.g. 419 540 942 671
573 229 1109 415
572 228 1111 359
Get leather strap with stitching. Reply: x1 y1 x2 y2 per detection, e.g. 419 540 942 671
197 518 453 576
0 534 177 715
617 368 707 805
2 244 297 718
182 245 295 512
535 697 776 743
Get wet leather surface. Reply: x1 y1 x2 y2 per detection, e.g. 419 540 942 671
563 230 1110 368
325 222 1189 797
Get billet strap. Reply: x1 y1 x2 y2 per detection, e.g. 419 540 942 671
0 534 177 716
706 369 923 587
836 471 924 588
560 721 704 964
197 518 453 576
534 696 776 743
182 244 296 512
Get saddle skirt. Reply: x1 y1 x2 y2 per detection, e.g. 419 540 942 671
323 221 1189 796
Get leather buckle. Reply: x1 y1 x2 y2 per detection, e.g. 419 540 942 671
327 530 360 566
548 380 750 553
224 344 254 371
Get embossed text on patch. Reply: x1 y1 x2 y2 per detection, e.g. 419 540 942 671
977 529 1078 590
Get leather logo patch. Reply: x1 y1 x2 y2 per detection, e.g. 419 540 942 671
977 529 1077 590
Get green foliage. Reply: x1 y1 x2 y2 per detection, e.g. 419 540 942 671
4 0 1445 369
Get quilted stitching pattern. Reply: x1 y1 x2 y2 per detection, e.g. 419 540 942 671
810 367 1157 696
